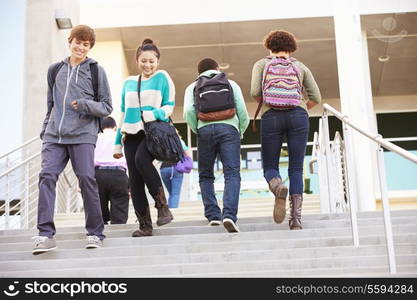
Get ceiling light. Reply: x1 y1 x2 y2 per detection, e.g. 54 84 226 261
55 9 73 30
219 62 230 70
378 55 390 62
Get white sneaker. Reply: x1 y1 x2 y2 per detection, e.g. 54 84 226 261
85 235 103 249
222 218 240 233
208 220 221 226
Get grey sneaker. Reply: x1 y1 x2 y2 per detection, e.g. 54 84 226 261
223 218 240 233
85 235 103 249
32 236 56 255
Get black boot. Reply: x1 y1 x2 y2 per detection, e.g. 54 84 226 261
153 187 173 226
132 206 153 237
268 177 288 224
289 194 303 230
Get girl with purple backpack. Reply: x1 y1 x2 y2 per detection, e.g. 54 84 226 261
250 30 321 230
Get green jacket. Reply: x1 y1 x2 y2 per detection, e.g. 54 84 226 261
183 70 250 139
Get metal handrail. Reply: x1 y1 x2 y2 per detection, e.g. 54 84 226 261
323 104 417 164
0 152 41 178
0 136 38 160
385 137 417 142
0 136 80 230
322 104 417 275
309 133 318 175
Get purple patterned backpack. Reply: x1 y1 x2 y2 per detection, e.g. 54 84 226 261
262 56 303 109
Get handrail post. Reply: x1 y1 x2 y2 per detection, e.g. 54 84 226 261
342 122 360 247
317 119 329 213
5 157 10 229
376 146 397 274
321 112 333 213
23 161 30 229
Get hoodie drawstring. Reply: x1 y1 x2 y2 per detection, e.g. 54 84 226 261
75 65 80 84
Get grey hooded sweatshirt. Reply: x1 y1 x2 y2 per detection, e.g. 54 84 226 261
41 57 113 145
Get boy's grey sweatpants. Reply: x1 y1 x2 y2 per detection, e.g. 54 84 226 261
37 142 105 240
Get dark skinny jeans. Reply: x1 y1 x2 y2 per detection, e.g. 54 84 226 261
261 107 309 195
124 131 163 215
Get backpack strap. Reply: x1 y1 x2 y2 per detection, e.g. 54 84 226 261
288 57 303 93
89 62 103 132
90 62 99 102
48 62 65 108
251 101 263 132
50 62 65 89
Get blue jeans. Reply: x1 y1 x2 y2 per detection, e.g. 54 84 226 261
261 107 309 195
160 166 184 208
197 124 241 222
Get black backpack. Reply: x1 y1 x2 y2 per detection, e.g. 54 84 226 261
194 72 236 121
49 61 103 132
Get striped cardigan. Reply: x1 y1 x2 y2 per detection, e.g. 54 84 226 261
114 70 175 155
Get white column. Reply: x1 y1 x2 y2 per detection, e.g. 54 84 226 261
24 0 80 142
333 1 378 211
0 0 26 154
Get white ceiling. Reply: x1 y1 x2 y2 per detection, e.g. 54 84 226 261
95 13 417 107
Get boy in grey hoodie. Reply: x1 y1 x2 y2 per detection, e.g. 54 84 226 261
33 25 113 254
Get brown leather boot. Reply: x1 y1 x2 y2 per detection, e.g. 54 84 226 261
154 187 173 226
289 194 303 230
132 206 153 237
268 177 288 224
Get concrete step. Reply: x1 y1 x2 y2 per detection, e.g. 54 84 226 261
1 230 417 262
2 253 416 277
54 206 322 222
1 208 416 278
1 216 417 244
1 243 416 272
53 195 322 226
187 265 417 278
3 208 417 237
2 222 417 251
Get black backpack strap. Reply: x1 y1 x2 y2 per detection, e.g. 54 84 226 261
50 62 65 88
49 62 65 108
193 84 198 117
89 62 103 132
90 62 99 102
137 75 144 126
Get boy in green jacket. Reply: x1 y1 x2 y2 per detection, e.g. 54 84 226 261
183 58 249 232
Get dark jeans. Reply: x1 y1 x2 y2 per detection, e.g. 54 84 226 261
197 124 241 222
160 167 184 208
95 168 129 224
261 107 309 195
37 143 105 239
123 132 163 216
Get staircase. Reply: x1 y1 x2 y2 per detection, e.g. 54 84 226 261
0 195 417 277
